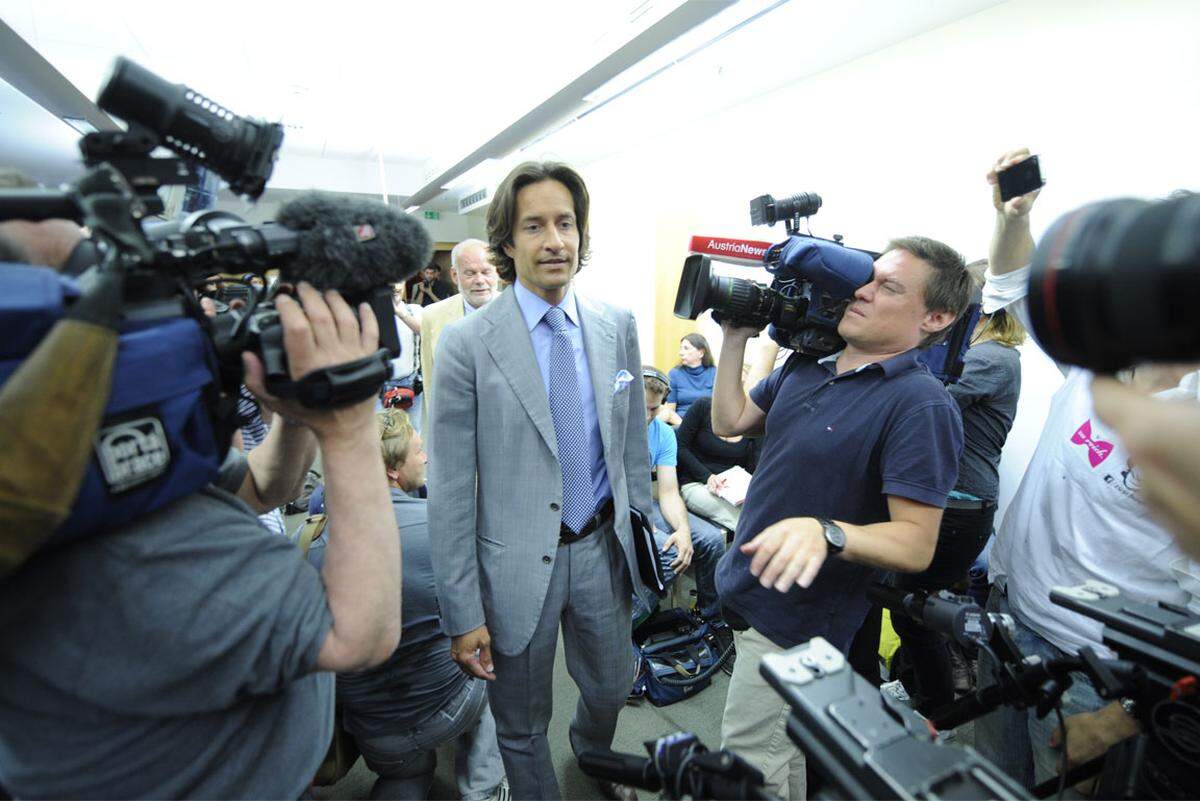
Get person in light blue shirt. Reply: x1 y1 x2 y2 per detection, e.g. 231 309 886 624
636 366 727 626
662 333 716 425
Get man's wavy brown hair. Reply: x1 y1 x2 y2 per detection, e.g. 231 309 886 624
486 161 591 283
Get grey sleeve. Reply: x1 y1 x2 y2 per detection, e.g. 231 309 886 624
622 312 654 517
215 448 250 494
947 346 1006 412
426 323 486 637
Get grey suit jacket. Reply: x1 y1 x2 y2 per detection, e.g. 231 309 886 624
427 285 653 656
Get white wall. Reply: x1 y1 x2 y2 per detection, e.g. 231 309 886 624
572 0 1200 521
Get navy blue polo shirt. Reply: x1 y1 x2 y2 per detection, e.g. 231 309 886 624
715 349 962 652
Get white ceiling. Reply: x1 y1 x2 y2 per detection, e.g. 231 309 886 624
1 0 1005 210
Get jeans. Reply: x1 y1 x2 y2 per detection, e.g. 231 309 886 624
974 586 1104 791
679 481 742 532
891 504 995 714
631 501 727 623
378 377 423 433
354 678 504 801
846 505 994 700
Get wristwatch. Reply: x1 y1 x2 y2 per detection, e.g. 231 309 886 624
816 518 846 555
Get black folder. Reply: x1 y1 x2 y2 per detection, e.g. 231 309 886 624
630 506 667 597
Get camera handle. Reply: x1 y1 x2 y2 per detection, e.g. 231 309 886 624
579 734 780 801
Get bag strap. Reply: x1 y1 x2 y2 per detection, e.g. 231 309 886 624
297 513 328 556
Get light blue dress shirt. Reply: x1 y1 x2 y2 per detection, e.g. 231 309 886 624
512 280 611 511
463 296 480 316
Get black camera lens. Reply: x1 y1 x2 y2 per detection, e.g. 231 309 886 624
674 254 794 332
750 193 823 227
1028 194 1200 371
97 57 283 198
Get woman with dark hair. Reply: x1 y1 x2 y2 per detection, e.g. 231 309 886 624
677 396 758 531
660 333 716 425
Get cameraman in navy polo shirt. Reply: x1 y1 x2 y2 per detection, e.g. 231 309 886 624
712 236 970 800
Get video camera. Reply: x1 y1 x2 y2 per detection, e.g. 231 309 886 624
673 192 979 383
583 582 1200 800
1026 192 1200 372
872 581 1200 800
0 57 430 552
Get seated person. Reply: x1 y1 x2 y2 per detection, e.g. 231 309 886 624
634 367 727 626
307 409 506 801
660 333 716 425
676 395 759 532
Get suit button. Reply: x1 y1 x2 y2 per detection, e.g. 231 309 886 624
543 555 552 564
550 502 560 511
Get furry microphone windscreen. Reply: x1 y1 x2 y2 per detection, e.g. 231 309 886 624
275 192 433 293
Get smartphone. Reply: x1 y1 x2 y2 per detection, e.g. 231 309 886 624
997 155 1045 202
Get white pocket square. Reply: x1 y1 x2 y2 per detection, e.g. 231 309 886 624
613 369 634 395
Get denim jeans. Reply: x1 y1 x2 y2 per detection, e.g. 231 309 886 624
891 504 995 714
354 678 504 801
378 377 423 433
847 505 994 695
631 501 727 623
973 586 1104 791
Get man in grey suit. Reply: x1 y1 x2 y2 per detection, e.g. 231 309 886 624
428 161 653 801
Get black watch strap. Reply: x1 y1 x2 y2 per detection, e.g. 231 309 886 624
817 518 846 554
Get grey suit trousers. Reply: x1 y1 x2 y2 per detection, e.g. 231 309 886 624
486 520 636 801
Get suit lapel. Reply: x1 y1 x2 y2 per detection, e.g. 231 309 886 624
482 289 558 457
578 295 617 460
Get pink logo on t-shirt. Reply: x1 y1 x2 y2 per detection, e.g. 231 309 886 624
1071 420 1114 468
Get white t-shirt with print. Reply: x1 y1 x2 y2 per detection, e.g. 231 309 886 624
984 266 1194 657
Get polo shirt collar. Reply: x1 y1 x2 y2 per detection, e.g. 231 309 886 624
513 279 580 332
818 347 923 378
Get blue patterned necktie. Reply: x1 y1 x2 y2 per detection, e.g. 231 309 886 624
543 306 593 534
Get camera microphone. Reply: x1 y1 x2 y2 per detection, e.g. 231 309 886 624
274 192 433 292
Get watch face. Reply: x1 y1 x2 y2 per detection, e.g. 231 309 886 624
823 520 846 551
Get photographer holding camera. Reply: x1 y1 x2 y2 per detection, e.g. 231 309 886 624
0 253 401 800
972 148 1200 791
711 236 970 800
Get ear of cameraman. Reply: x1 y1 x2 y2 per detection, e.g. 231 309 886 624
711 239 967 800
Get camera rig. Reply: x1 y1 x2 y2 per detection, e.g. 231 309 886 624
581 583 1200 800
673 190 979 383
0 57 403 408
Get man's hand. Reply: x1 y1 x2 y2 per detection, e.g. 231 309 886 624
1049 702 1141 791
741 517 828 591
1092 375 1200 560
451 625 495 681
242 282 379 440
662 528 694 571
706 474 728 495
986 147 1041 276
719 319 763 343
987 147 1042 219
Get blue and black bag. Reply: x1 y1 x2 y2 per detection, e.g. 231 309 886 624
630 608 732 707
0 264 231 549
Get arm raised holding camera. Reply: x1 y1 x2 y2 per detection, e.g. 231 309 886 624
712 322 767 437
243 282 400 672
987 147 1041 276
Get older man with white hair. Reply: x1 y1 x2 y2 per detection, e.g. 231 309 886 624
414 239 500 431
